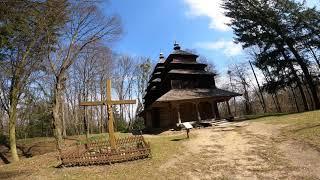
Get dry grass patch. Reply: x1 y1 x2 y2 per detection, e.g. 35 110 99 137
254 110 320 150
0 133 188 180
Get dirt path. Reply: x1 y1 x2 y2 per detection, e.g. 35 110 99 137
1 120 319 179
159 121 320 179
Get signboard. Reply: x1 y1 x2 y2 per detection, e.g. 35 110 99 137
181 122 193 129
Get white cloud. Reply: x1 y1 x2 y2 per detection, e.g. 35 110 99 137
195 40 243 56
183 0 230 31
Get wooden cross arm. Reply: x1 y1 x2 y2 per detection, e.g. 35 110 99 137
111 100 136 105
80 100 136 106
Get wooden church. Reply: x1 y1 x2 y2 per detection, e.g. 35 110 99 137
141 43 241 130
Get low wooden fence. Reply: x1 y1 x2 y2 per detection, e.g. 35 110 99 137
60 135 151 166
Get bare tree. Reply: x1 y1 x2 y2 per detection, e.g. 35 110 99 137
135 57 152 109
95 46 113 133
47 1 121 153
0 0 67 161
229 63 252 114
71 43 112 136
113 55 135 130
249 61 267 113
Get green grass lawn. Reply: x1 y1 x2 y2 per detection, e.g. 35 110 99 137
254 110 320 150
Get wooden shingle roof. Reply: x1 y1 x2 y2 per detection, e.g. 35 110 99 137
156 88 241 102
168 69 214 75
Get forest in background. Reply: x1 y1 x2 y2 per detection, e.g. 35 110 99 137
0 0 319 163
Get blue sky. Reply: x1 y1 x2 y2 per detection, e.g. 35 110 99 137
104 0 318 75
104 0 242 73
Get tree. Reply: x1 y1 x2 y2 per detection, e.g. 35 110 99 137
135 57 152 113
95 46 113 133
0 0 67 162
47 1 122 153
113 55 135 130
228 63 252 114
223 0 320 109
249 61 267 113
198 55 218 74
254 47 310 111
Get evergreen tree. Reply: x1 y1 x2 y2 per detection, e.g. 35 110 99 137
223 0 320 109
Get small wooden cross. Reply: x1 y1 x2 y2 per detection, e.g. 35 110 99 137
79 79 136 149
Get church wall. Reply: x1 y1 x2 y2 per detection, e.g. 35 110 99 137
158 106 170 128
145 110 152 129
169 75 216 89
143 102 181 130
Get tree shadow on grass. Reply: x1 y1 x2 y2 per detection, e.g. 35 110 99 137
291 124 320 133
238 111 305 121
171 137 188 141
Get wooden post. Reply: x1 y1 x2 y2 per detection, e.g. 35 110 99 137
177 103 181 124
226 100 232 116
79 79 136 150
212 101 220 120
195 102 201 121
106 80 116 149
186 129 190 138
83 106 89 139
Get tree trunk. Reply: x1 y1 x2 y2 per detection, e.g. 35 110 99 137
82 85 89 138
270 94 278 112
243 82 251 114
262 69 280 112
0 111 4 134
61 93 67 137
252 86 265 113
8 86 19 162
77 93 82 135
228 74 237 116
290 86 300 112
83 106 89 139
274 91 282 113
287 43 320 109
249 61 267 113
52 77 64 155
100 105 104 133
99 80 105 133
305 84 315 110
288 63 309 111
307 44 320 69
279 49 309 111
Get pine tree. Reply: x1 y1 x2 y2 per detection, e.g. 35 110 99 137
223 0 320 109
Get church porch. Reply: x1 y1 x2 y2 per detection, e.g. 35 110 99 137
145 97 234 130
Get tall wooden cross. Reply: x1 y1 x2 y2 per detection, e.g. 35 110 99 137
79 79 136 149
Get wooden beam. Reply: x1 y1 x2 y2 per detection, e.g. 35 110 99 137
80 100 136 106
226 100 232 116
110 100 136 105
106 80 116 149
195 101 201 121
177 104 181 124
79 79 137 150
